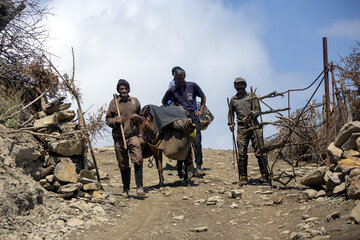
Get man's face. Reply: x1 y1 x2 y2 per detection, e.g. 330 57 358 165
234 82 246 92
118 85 130 99
174 74 185 88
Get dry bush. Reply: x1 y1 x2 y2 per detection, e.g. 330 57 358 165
336 42 360 120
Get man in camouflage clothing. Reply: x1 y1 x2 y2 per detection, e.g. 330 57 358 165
228 77 268 186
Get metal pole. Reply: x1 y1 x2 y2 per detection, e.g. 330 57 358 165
330 62 337 138
323 37 331 168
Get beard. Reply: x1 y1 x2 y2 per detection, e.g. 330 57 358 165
236 87 245 94
120 92 129 99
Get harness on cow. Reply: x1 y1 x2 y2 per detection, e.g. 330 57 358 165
144 118 162 148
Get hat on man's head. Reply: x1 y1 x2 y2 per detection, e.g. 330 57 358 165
117 79 130 93
234 77 246 84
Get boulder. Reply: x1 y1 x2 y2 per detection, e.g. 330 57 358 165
324 170 345 190
33 113 58 128
49 139 83 156
53 158 78 183
300 167 326 186
79 169 97 180
59 122 78 133
58 183 82 193
57 110 75 122
44 103 71 115
34 165 55 180
327 142 343 163
342 132 360 151
333 182 346 194
347 169 360 199
343 149 360 159
357 137 360 152
350 202 360 223
339 159 360 175
83 182 101 191
334 121 360 148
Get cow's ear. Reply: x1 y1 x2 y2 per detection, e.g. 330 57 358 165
143 106 151 116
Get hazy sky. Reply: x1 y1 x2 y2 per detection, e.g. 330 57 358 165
43 0 360 150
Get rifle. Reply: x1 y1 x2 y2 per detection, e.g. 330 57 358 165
113 94 127 149
227 97 240 182
249 87 272 188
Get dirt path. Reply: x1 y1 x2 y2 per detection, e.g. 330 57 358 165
70 148 359 240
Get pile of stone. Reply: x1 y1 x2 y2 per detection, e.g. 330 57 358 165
300 121 360 223
1 97 104 199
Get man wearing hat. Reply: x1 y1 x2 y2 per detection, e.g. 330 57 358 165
106 79 145 197
228 77 268 186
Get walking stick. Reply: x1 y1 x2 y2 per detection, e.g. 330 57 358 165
227 97 240 182
249 87 272 188
113 94 127 149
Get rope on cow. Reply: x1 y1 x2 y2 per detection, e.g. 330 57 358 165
145 119 162 147
147 157 154 168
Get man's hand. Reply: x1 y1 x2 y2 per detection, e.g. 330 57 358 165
195 109 203 116
130 113 144 124
115 116 123 124
242 116 249 125
229 123 235 132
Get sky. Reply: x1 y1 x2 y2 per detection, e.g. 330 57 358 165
42 0 360 150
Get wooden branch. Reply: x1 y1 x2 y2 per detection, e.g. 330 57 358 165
259 108 290 116
0 2 26 32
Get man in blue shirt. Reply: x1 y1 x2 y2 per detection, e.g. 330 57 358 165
162 68 207 175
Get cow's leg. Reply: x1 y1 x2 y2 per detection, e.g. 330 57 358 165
177 161 184 179
155 150 164 187
183 160 188 181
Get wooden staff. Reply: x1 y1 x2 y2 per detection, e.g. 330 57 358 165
113 94 127 149
227 97 240 181
250 87 272 188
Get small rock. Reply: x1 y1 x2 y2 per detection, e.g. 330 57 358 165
229 189 243 199
67 218 84 227
189 227 208 232
230 202 239 209
315 190 326 198
274 196 283 204
326 211 340 222
229 220 237 225
173 215 185 220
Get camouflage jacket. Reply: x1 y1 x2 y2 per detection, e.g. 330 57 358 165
228 91 260 127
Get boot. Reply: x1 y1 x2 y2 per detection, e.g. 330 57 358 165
238 175 248 186
238 160 248 186
258 157 269 184
134 165 145 196
120 168 131 198
260 174 268 184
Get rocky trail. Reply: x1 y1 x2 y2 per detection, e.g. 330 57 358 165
67 148 359 240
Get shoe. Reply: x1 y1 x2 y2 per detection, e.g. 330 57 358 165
136 186 145 196
123 188 130 198
260 174 268 184
238 176 248 186
195 164 205 177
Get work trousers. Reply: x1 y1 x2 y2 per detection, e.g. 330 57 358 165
189 111 203 166
237 126 267 177
114 135 143 170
